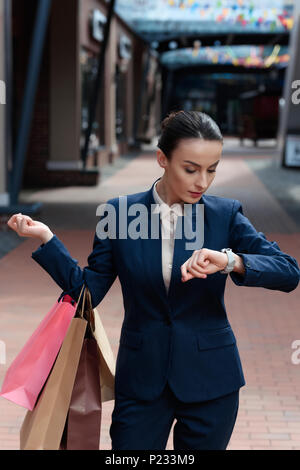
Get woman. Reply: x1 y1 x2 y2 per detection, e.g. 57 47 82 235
8 110 300 450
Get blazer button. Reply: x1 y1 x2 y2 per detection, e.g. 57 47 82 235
164 318 172 326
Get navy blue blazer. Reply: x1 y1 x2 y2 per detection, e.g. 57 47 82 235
31 178 300 403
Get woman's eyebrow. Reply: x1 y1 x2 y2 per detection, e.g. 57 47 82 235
183 159 220 168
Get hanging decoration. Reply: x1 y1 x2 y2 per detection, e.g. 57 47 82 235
163 0 294 31
116 0 294 37
160 44 290 69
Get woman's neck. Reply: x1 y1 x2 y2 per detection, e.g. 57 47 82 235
156 176 182 207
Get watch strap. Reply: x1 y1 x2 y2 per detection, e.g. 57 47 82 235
220 248 235 274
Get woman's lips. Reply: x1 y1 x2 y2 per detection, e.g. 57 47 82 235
189 191 203 198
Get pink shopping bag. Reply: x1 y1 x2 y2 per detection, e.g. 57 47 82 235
0 285 85 410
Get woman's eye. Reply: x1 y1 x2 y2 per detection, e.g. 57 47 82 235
185 168 216 174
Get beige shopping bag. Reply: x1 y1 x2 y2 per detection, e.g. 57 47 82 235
93 307 115 402
79 288 115 402
58 288 115 450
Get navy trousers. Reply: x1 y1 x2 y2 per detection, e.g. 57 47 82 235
110 382 239 450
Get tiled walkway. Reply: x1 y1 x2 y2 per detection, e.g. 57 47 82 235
0 149 300 450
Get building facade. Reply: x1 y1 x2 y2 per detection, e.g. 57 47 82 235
4 0 161 193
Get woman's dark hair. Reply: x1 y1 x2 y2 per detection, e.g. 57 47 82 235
157 110 223 159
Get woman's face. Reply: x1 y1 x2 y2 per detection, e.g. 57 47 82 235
157 138 223 204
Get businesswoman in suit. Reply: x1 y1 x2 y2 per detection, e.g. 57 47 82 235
8 111 300 450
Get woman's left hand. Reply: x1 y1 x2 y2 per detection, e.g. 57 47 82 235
181 248 228 282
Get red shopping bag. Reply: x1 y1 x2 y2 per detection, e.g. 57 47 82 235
0 284 85 410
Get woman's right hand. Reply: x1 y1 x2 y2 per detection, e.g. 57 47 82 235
7 213 54 243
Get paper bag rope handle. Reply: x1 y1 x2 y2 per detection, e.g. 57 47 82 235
75 284 95 332
76 283 87 319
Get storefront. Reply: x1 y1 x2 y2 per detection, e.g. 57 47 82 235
9 0 161 189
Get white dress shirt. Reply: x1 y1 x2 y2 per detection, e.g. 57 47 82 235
152 179 184 293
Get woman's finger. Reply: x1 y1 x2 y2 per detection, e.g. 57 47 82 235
8 213 33 230
195 251 210 271
16 216 31 235
181 260 194 281
187 250 199 269
18 214 33 222
188 251 206 274
16 216 25 232
197 249 208 265
186 263 207 279
182 253 207 281
181 260 188 279
196 250 208 268
20 215 34 226
7 213 22 229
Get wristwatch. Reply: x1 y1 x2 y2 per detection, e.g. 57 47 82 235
220 248 236 274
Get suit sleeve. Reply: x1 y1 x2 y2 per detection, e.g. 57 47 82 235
228 199 300 293
31 202 118 309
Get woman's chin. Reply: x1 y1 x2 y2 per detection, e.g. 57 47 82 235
184 194 203 203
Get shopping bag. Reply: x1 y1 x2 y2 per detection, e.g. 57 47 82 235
93 307 115 403
59 283 116 402
0 286 84 410
59 287 102 450
60 337 102 450
20 287 89 450
60 282 115 402
66 287 116 402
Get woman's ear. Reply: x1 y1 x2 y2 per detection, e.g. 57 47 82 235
157 149 168 170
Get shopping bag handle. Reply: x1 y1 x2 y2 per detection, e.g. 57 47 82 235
58 279 86 304
59 282 94 328
76 286 95 333
76 284 86 317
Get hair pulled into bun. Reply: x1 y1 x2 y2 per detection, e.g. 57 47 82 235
161 110 185 131
157 109 223 160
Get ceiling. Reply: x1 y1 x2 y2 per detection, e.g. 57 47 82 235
115 0 294 69
115 0 294 43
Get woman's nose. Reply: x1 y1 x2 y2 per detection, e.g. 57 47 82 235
195 174 208 190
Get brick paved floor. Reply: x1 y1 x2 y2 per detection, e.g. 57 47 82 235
0 148 300 450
